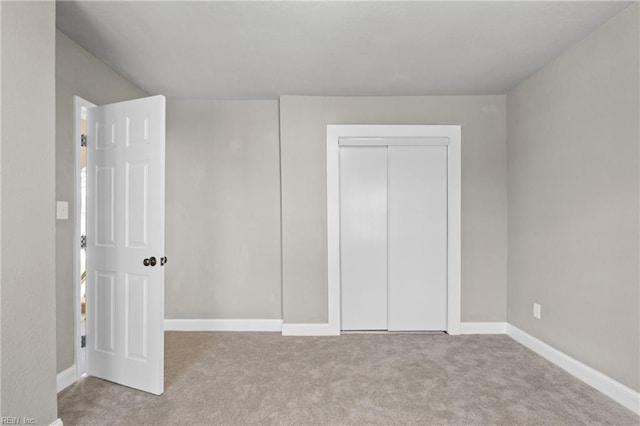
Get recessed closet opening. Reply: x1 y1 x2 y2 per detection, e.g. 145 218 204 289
326 125 461 335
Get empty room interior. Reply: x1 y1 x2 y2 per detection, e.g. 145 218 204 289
0 0 639 424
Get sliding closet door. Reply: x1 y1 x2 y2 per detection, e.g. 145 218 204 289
388 146 447 331
340 146 388 330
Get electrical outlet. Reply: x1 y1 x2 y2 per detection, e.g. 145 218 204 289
533 303 541 319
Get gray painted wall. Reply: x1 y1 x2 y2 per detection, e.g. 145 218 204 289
280 96 507 323
0 1 3 414
0 0 3 413
507 4 639 392
1 1 57 422
165 100 282 320
55 30 147 373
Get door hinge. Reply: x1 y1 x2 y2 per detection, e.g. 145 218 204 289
81 335 86 348
81 134 87 147
80 235 86 249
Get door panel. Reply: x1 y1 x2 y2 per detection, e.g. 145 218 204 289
96 166 115 246
95 271 115 353
125 162 149 248
340 146 388 330
125 273 149 361
388 145 447 331
87 95 165 395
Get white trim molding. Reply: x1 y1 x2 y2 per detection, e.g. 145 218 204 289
507 324 640 415
50 419 64 426
164 319 283 332
73 96 96 381
326 125 462 336
57 365 77 393
460 322 507 335
281 323 338 336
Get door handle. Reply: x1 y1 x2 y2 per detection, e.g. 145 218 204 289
160 256 167 266
143 257 157 267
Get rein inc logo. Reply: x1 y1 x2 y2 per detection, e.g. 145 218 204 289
1 418 35 425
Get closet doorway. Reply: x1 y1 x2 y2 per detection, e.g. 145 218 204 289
326 125 461 335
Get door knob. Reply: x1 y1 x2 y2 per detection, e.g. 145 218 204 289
161 256 167 266
143 257 157 267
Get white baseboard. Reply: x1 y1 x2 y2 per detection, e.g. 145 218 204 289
506 324 640 415
164 319 283 332
50 419 63 426
283 322 506 336
281 323 340 336
57 365 77 393
460 322 507 334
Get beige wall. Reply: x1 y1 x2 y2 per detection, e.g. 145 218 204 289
1 1 57 422
165 100 282 320
55 30 147 373
507 4 639 392
280 95 507 323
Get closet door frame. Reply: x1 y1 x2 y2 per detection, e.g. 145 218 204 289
326 125 461 335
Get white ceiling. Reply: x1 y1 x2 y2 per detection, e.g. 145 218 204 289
56 1 632 99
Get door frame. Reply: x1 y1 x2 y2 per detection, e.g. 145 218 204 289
326 125 462 335
73 95 96 381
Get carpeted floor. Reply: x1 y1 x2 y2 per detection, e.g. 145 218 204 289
58 332 638 425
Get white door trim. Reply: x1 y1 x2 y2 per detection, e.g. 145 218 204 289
326 125 462 335
72 96 96 383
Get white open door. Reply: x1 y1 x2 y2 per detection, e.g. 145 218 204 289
86 95 165 395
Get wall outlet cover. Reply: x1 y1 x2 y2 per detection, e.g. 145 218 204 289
533 302 541 319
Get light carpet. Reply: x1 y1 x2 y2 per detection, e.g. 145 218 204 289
58 332 639 425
